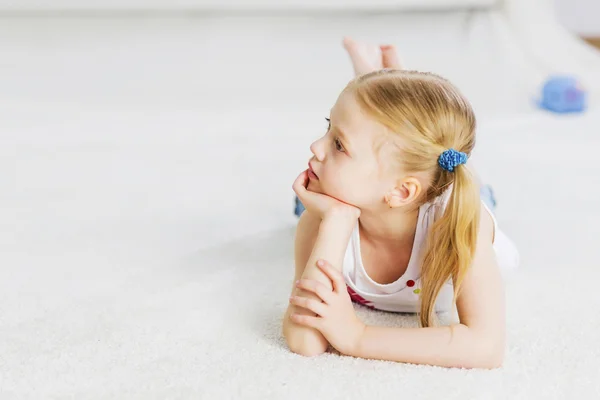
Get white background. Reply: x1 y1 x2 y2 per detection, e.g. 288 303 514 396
0 0 597 35
0 0 498 11
554 0 600 36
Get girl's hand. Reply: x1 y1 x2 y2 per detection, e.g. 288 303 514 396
289 259 366 356
292 170 360 220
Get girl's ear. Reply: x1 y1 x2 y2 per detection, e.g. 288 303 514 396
385 177 422 208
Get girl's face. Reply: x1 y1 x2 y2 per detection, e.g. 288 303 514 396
307 92 398 210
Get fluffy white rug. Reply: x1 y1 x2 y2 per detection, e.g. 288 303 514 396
2 15 600 400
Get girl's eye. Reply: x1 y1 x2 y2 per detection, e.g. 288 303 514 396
334 138 345 152
325 117 344 152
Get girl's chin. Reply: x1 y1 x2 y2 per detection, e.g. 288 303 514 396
306 180 321 192
308 182 352 204
307 181 335 198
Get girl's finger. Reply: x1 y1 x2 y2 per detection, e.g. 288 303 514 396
292 170 309 196
289 296 328 317
289 313 321 330
316 260 345 294
296 279 334 304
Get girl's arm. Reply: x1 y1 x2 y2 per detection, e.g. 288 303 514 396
349 210 506 369
283 210 358 356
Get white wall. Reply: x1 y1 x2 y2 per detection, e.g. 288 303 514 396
0 1 596 37
555 0 600 36
0 0 497 12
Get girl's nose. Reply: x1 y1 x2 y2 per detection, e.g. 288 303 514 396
310 136 326 161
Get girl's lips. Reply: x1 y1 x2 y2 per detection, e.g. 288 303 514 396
308 163 319 180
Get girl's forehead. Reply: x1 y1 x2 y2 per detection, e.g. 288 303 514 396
332 93 390 141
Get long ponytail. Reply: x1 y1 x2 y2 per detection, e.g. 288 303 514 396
419 165 480 327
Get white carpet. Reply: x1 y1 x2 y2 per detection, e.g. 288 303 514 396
2 15 600 399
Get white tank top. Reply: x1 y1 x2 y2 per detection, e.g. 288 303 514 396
342 193 519 313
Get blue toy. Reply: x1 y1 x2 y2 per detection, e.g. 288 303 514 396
539 76 586 113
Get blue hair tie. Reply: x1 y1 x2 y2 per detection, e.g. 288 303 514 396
438 148 468 172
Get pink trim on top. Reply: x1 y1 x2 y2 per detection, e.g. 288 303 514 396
346 285 375 309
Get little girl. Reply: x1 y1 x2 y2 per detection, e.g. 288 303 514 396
282 38 519 369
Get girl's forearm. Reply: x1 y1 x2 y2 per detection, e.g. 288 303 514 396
300 212 357 285
351 324 504 369
284 212 357 356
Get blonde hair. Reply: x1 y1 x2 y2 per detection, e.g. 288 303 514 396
347 69 480 327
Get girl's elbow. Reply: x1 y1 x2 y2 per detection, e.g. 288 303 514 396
462 326 505 369
475 351 503 369
488 345 505 369
458 330 505 369
286 335 328 357
459 347 503 369
476 339 505 369
282 319 329 357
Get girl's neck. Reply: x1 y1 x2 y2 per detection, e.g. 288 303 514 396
358 206 420 247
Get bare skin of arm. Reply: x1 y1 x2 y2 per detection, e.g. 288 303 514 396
282 210 358 356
